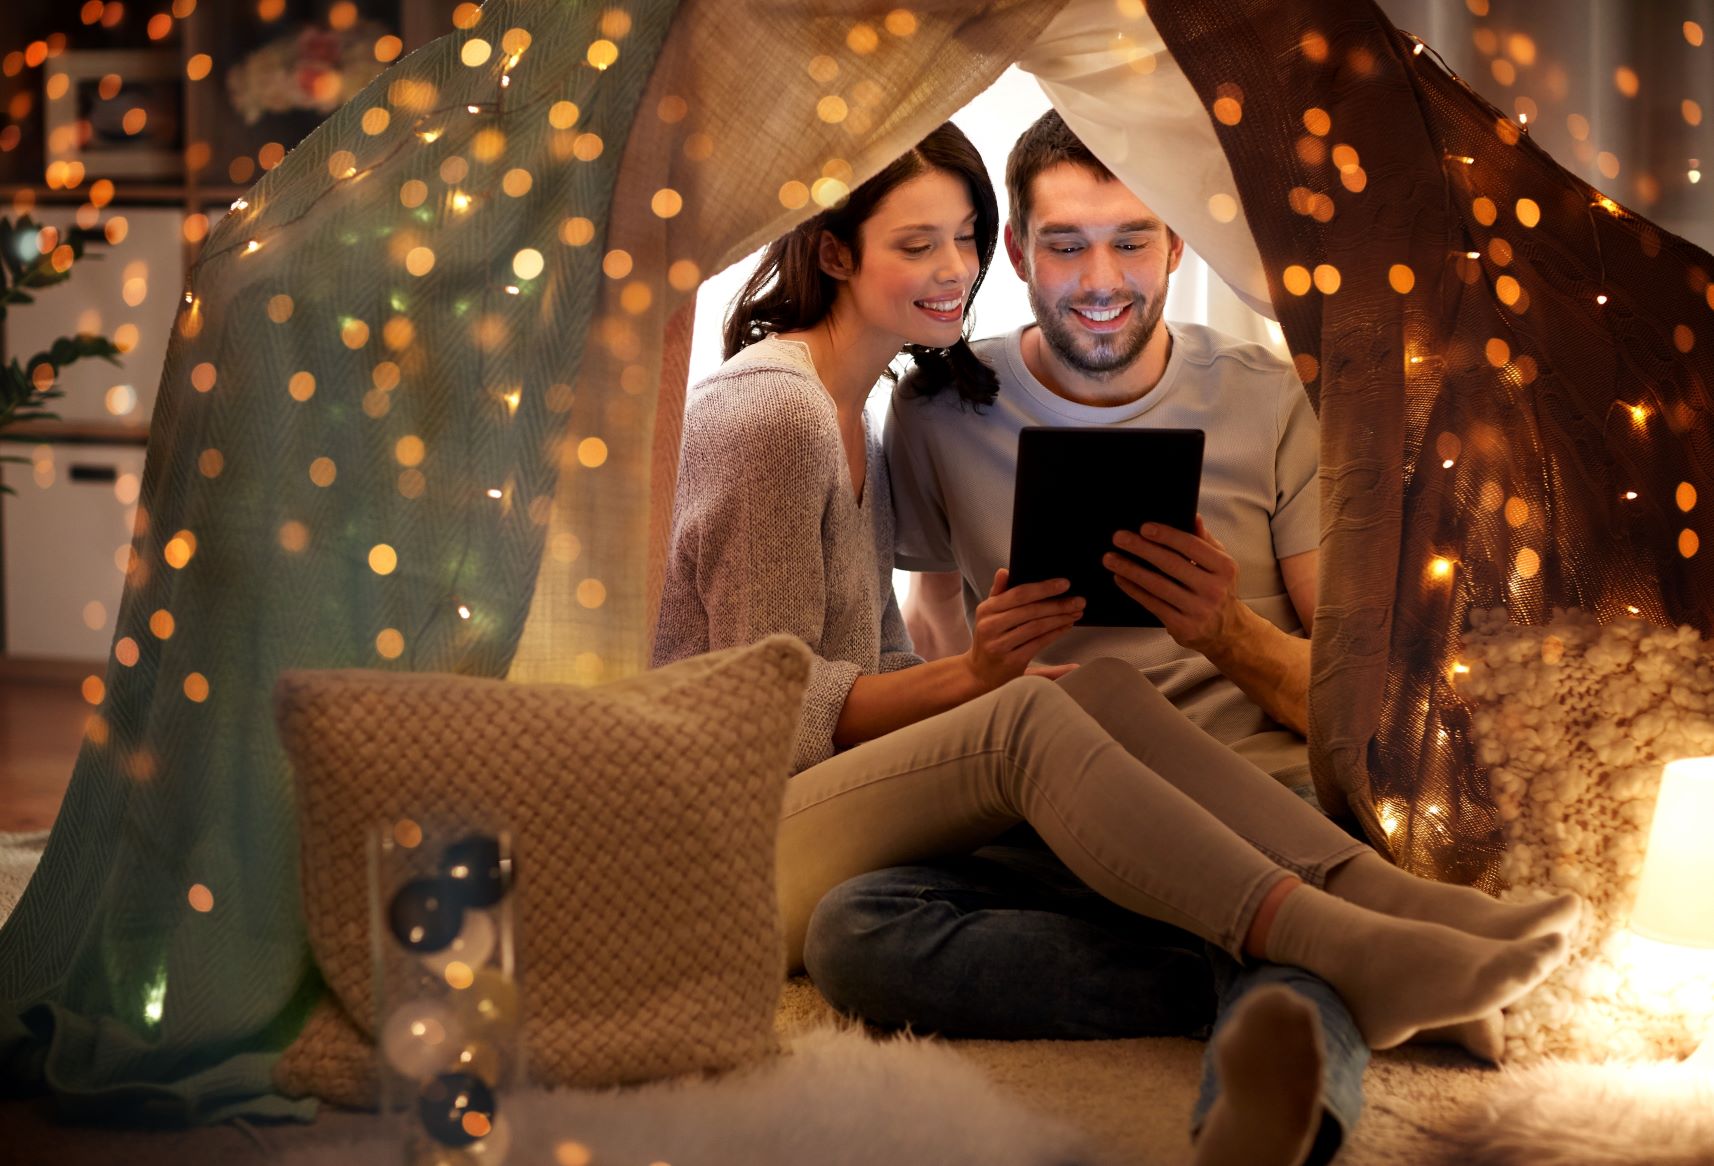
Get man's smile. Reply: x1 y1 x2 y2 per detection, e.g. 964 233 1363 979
1071 302 1133 332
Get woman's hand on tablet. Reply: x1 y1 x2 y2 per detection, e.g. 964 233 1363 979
962 569 1085 691
1106 515 1242 653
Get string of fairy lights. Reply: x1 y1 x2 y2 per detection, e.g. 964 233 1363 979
1 0 1708 882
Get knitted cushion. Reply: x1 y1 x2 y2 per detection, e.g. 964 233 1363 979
272 634 811 1105
1458 609 1714 1063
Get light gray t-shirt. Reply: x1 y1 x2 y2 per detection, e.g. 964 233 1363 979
884 322 1319 782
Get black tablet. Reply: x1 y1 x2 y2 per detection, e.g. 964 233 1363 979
1007 426 1206 628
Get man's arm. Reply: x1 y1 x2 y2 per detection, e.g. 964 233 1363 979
1198 607 1309 736
1105 520 1311 735
1280 549 1316 636
902 570 972 661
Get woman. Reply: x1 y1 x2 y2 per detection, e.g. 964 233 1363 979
652 123 1576 1059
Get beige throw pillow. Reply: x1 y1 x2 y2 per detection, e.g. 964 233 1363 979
273 635 811 1106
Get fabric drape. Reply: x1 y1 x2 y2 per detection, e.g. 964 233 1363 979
1149 0 1714 882
0 0 1063 1122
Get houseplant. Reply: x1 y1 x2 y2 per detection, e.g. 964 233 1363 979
0 214 119 494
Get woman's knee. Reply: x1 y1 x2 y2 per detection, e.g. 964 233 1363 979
1057 655 1174 718
1074 656 1141 686
989 673 1069 719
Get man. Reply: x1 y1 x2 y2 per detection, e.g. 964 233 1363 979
802 111 1362 1166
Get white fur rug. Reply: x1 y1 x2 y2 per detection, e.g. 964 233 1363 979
10 828 1714 1166
278 1026 1111 1166
1452 1047 1714 1166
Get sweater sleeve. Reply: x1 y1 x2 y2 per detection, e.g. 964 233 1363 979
676 376 862 772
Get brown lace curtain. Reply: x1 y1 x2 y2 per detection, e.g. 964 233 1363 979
1152 0 1714 885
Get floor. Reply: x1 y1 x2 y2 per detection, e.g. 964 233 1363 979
0 673 86 832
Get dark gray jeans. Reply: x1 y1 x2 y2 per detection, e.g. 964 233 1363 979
804 833 1367 1165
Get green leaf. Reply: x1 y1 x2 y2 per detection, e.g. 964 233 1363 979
45 333 124 368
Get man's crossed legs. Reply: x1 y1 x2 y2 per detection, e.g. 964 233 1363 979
804 830 1366 1166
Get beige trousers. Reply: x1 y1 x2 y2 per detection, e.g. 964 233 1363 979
777 658 1371 970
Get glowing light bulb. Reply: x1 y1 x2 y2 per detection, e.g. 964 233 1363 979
457 603 472 620
467 104 480 113
1429 557 1455 579
504 285 520 295
1623 491 1639 500
486 487 502 499
1443 458 1455 468
1596 293 1609 304
1629 403 1647 423
1413 42 1424 54
244 239 262 253
1465 250 1480 259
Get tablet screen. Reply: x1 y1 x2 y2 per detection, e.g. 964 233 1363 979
1006 426 1205 628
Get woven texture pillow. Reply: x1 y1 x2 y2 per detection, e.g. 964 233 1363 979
272 634 811 1106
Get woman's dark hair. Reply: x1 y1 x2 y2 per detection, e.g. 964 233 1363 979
722 122 1000 407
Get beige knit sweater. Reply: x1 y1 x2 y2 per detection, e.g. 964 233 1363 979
653 336 922 773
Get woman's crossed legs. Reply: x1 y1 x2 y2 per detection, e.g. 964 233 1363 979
777 664 1574 1050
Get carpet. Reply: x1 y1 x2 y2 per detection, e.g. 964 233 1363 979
0 829 47 928
1 832 1694 1165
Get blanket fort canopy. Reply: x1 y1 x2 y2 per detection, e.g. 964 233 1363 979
0 0 1709 1121
0 0 1061 1121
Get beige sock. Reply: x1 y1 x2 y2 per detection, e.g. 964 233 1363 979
1326 852 1581 941
1265 885 1569 1049
1193 985 1324 1166
1414 1012 1506 1064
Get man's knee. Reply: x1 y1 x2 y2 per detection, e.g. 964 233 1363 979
802 871 927 1017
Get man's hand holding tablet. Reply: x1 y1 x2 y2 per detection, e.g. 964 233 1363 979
1106 514 1245 651
1007 427 1206 628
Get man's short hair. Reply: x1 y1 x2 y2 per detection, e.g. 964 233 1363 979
1005 110 1179 247
1005 110 1117 235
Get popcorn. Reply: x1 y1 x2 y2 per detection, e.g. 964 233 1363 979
1460 607 1714 1062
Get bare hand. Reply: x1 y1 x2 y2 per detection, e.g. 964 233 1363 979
1104 515 1242 653
964 569 1084 691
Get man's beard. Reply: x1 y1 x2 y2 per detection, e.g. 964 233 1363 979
1029 273 1169 379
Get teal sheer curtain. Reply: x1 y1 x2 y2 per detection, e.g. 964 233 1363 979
0 0 680 1121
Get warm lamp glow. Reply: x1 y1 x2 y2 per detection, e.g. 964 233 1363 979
1631 758 1714 948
